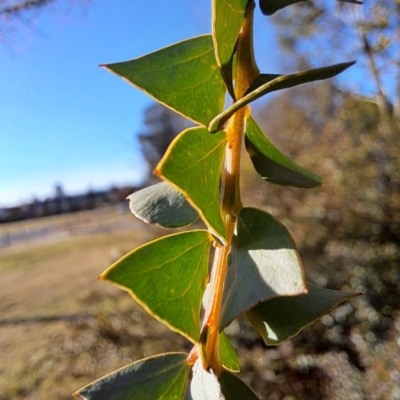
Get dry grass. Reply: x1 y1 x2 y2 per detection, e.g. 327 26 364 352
0 209 191 400
1 208 400 399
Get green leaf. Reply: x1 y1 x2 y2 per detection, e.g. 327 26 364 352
220 207 307 330
208 61 356 132
127 182 198 228
338 0 363 4
213 0 248 97
246 284 359 345
188 360 258 400
220 333 240 372
102 35 226 126
156 127 227 243
100 230 212 341
75 352 190 400
259 0 307 16
258 0 362 16
245 116 322 187
218 370 259 400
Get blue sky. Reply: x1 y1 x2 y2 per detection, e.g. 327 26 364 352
1 1 393 208
0 0 281 207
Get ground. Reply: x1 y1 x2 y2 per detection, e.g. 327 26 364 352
1 206 399 399
0 207 191 399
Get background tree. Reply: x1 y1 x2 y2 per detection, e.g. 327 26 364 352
239 75 400 400
0 0 88 43
137 103 190 185
268 0 400 243
272 0 400 116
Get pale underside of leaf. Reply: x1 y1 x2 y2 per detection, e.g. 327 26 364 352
246 283 360 345
208 61 356 132
75 352 190 400
220 207 307 330
213 0 248 97
156 127 227 243
100 230 212 342
127 181 198 228
245 116 322 187
187 359 259 400
102 35 226 127
189 359 223 400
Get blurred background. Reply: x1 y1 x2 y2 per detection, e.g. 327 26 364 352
0 0 399 399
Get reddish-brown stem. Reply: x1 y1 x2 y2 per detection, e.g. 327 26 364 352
200 2 259 374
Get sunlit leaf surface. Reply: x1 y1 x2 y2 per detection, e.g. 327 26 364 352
75 353 190 400
103 35 226 126
220 333 240 372
213 0 248 96
157 127 227 243
100 230 212 341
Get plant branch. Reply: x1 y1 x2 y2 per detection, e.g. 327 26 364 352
200 1 258 374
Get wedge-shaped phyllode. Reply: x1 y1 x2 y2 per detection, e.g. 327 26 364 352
102 35 226 127
127 182 198 228
100 230 212 342
245 116 322 187
220 207 307 330
259 0 307 15
209 61 356 132
220 332 240 372
75 352 190 400
212 0 248 97
156 127 227 243
259 0 362 15
187 359 259 400
246 283 360 345
218 369 259 400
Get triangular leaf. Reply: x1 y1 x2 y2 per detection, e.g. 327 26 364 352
338 0 363 4
156 127 227 243
258 0 362 15
102 35 226 126
128 182 198 228
246 284 359 345
259 0 307 16
220 333 240 372
219 370 259 400
220 207 307 330
209 61 356 132
213 0 248 97
245 116 322 187
75 352 190 400
188 359 258 400
100 230 212 341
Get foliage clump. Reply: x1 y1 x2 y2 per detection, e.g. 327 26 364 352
75 0 363 398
